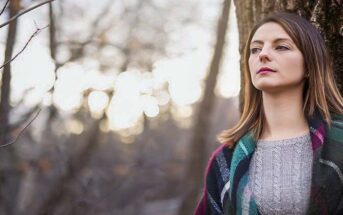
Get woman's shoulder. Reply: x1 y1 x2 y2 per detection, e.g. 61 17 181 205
211 142 235 160
205 143 234 175
322 113 343 170
331 112 343 123
327 112 343 140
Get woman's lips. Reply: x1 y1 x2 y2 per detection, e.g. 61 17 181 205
257 70 274 74
257 69 276 74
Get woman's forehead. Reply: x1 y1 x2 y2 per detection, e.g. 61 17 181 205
251 38 293 45
251 22 293 44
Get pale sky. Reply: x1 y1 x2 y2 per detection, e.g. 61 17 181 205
0 0 240 137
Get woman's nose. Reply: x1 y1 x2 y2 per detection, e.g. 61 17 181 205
259 47 271 62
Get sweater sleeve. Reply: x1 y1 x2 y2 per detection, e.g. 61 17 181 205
194 144 231 215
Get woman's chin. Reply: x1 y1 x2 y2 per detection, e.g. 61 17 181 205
254 82 279 90
254 84 284 93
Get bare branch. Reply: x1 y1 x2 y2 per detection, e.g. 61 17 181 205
0 0 10 16
56 0 115 67
10 103 39 130
0 108 41 148
90 0 113 29
0 25 49 71
0 0 55 29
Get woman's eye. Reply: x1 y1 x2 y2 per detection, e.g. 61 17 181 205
276 46 289 50
250 48 261 54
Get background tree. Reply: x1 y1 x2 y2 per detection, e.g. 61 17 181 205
0 0 53 214
178 0 231 214
0 1 21 213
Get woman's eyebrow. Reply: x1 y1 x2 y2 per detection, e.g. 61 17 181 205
250 38 293 45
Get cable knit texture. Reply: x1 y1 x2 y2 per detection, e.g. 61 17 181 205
248 133 313 215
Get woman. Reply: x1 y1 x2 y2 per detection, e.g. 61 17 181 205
194 12 343 215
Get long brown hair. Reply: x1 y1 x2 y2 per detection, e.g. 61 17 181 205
218 12 343 147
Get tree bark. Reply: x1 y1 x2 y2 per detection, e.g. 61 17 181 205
0 0 20 145
47 1 58 121
234 0 343 111
178 0 231 214
0 1 21 215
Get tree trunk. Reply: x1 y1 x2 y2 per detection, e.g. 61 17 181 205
47 1 59 122
178 0 231 214
234 0 343 111
0 0 20 145
0 1 22 215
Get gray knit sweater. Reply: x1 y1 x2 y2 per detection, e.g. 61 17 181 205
248 133 313 215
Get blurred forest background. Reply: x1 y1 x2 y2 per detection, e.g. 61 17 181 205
0 0 342 215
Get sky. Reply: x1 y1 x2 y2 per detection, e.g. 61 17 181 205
0 0 240 138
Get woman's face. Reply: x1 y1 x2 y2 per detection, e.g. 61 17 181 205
248 22 306 93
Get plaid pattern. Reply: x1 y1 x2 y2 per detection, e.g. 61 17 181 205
194 112 343 215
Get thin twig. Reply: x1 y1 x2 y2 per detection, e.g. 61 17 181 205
0 25 49 71
0 0 55 29
58 0 114 66
10 102 38 130
0 0 10 16
0 108 41 148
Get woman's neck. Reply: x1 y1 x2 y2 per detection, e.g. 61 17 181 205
260 89 309 141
